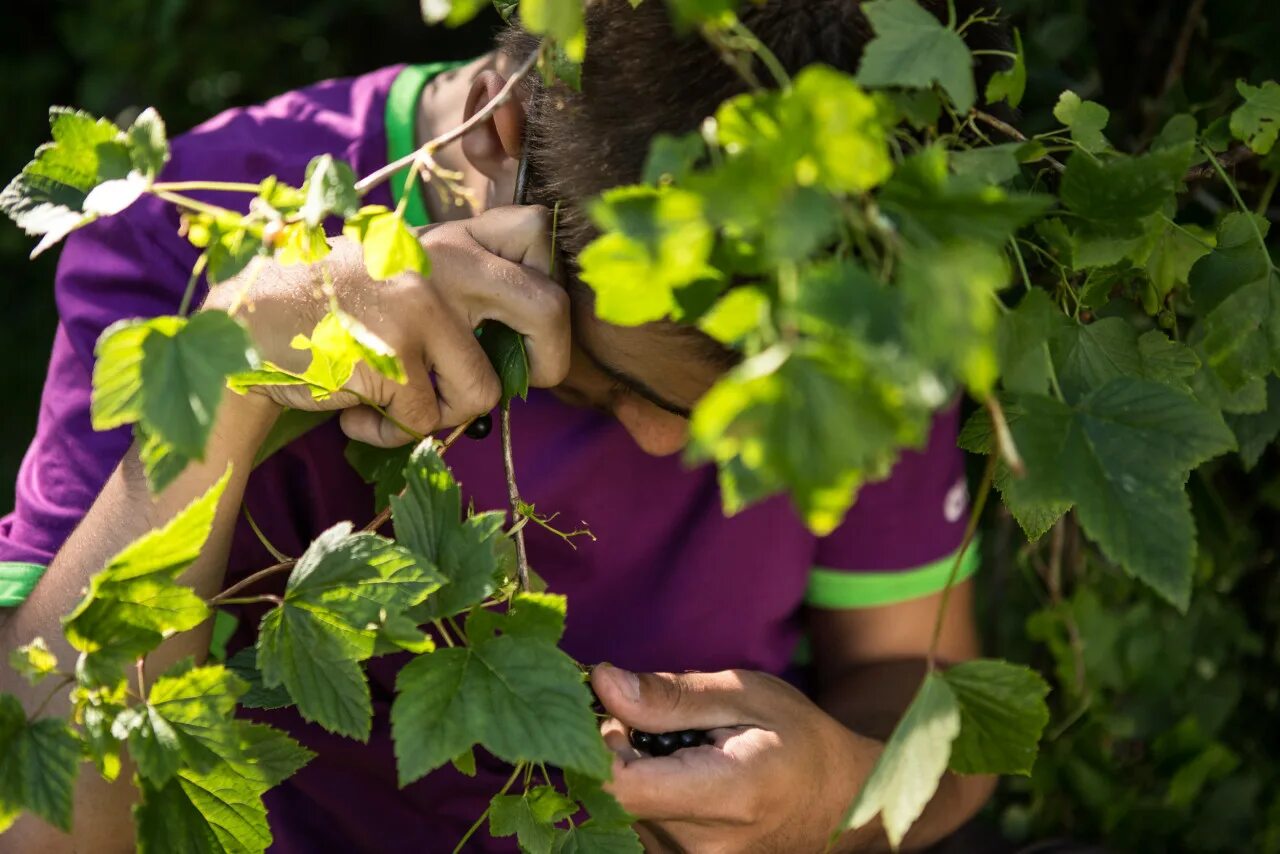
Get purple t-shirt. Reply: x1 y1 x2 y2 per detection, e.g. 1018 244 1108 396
0 65 974 851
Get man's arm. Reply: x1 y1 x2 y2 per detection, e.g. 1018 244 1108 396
808 579 995 851
0 390 279 854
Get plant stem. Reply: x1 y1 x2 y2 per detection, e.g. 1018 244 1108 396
209 560 294 605
1203 142 1276 268
971 110 1066 174
984 395 1025 477
29 674 74 720
500 404 531 592
432 619 456 648
452 763 524 854
360 419 473 534
213 594 283 606
135 657 147 699
1184 144 1255 182
152 180 264 194
926 452 996 670
177 253 209 316
355 48 541 196
243 505 292 562
151 188 234 218
726 16 791 88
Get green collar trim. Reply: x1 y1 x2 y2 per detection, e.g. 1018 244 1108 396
805 542 980 610
0 562 46 608
385 61 470 229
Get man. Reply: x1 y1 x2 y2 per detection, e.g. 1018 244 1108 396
0 1 997 850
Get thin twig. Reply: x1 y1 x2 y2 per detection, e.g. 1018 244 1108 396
135 657 147 700
452 763 523 854
501 405 531 591
243 505 292 562
360 420 473 534
984 395 1025 477
926 453 997 670
1158 0 1207 106
1184 144 1255 182
29 674 74 720
354 48 542 196
209 558 294 605
972 110 1067 173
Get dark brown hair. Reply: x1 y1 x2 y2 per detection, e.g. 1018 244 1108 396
500 0 1010 269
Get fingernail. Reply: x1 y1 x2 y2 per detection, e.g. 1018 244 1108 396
607 665 641 704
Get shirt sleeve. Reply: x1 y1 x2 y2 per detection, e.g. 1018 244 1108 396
0 196 193 606
805 405 977 610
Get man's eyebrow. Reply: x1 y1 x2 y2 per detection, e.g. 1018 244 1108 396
578 346 692 419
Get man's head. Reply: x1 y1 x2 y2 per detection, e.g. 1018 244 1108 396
456 0 1006 455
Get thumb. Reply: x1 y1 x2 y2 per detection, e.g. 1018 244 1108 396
591 664 751 733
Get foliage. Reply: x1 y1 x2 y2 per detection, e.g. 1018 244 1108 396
1 0 1279 851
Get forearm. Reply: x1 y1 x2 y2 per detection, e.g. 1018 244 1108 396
0 391 278 853
820 659 996 853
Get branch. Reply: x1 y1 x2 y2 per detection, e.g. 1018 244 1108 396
971 110 1066 173
1183 144 1255 182
926 452 996 670
501 405 532 592
354 47 542 196
1159 0 1207 105
208 420 474 606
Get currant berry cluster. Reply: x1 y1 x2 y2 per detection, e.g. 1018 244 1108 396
629 728 713 757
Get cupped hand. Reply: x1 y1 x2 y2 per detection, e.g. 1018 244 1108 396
204 205 569 446
591 664 878 854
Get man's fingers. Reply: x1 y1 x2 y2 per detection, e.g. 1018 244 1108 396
419 304 502 426
590 665 760 733
604 744 735 823
462 204 554 274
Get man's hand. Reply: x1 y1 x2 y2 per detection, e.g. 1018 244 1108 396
591 664 879 854
204 205 569 446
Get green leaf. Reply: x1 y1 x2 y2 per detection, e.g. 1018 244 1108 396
879 146 1052 247
394 442 510 619
985 28 1026 108
1053 91 1110 153
553 822 645 853
579 186 718 325
563 768 634 827
0 695 81 834
134 720 312 854
950 143 1024 186
253 409 334 468
299 155 359 227
664 0 739 29
344 440 415 512
9 637 59 685
841 672 960 848
64 467 231 676
997 289 1062 396
898 240 1008 393
519 0 585 60
687 343 937 535
942 659 1050 776
421 0 489 26
226 648 292 710
1226 376 1280 470
642 132 706 186
490 786 577 853
391 634 611 785
1049 318 1144 403
1060 144 1194 221
92 311 257 477
1146 219 1213 300
1189 212 1272 318
1231 79 1280 155
113 662 247 785
126 107 170 179
343 205 429 281
257 522 439 739
185 214 265 284
0 107 131 257
478 321 530 406
1009 380 1236 609
237 310 407 403
698 287 770 346
858 0 976 113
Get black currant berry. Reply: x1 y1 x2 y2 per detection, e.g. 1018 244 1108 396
651 732 680 757
678 730 704 748
630 729 654 752
464 414 492 439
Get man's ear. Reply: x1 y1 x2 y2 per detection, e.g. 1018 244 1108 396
460 70 525 181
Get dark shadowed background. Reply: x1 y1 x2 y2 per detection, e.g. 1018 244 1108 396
3 1 1279 850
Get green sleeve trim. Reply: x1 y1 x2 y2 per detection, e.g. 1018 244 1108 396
0 562 46 607
385 61 470 229
805 542 980 609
